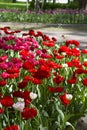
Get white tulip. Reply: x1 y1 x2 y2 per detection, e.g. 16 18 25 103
76 48 80 50
66 94 73 101
84 58 87 61
17 97 24 102
30 92 37 100
0 103 2 108
62 63 68 68
61 52 66 56
13 102 25 112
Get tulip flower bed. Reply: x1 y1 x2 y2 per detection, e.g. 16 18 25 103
0 8 87 23
0 27 87 130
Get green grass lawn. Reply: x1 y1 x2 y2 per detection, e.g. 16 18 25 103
0 0 12 2
0 0 25 3
0 1 27 10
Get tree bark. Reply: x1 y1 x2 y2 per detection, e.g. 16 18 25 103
26 0 29 12
44 0 46 3
83 0 87 10
40 0 47 10
68 0 70 3
78 0 87 10
34 0 39 13
53 0 56 5
12 0 16 3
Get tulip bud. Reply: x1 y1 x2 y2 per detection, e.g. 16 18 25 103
13 102 25 112
30 92 37 100
61 52 66 56
17 98 24 102
62 63 68 68
66 94 73 101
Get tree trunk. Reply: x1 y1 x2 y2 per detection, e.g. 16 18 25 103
26 0 29 12
68 0 70 3
41 0 47 10
53 0 56 5
83 0 87 10
41 0 44 10
12 0 16 3
44 0 46 4
78 0 87 10
34 0 39 13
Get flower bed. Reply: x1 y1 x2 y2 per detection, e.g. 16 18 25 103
0 8 87 23
0 27 87 130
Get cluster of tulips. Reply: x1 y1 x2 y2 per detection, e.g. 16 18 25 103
0 26 87 130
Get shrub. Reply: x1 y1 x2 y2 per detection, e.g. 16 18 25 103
29 1 79 10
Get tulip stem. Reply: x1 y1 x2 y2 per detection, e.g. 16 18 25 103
6 108 10 126
0 118 3 130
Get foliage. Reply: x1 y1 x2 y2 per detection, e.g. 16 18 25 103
0 8 87 24
18 1 79 10
0 0 12 2
39 2 79 10
0 1 79 11
67 1 79 9
0 26 87 130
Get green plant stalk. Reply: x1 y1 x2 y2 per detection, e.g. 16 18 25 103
24 120 33 130
0 118 3 130
6 108 10 126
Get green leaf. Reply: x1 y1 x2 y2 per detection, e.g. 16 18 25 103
39 125 48 130
42 110 49 117
66 122 76 130
55 103 64 121
23 120 32 130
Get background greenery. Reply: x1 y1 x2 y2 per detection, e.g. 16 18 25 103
0 0 87 24
0 2 26 10
0 0 79 10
